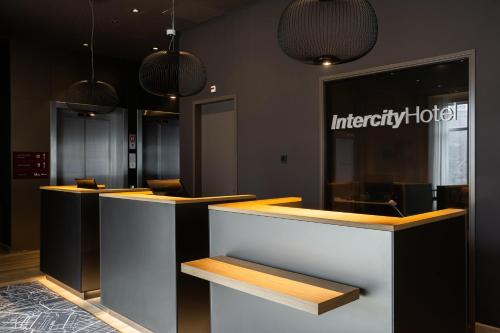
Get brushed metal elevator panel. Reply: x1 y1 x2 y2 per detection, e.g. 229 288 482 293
84 118 111 185
209 210 393 333
57 114 85 184
51 103 127 188
143 118 180 181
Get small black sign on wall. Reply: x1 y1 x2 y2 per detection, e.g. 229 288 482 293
13 152 49 179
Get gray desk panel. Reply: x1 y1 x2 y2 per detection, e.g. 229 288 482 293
40 190 83 291
209 210 393 333
100 197 177 333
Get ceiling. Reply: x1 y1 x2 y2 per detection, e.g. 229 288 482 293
0 0 255 60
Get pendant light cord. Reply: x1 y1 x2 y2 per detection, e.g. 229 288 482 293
168 0 175 51
172 0 175 31
89 0 95 82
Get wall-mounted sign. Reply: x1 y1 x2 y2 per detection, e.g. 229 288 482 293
129 134 137 150
13 152 49 179
331 104 458 130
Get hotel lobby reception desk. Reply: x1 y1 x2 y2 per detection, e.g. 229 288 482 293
40 186 146 298
183 198 467 333
99 192 255 333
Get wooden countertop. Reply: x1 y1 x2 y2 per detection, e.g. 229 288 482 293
209 197 466 231
39 186 149 194
99 191 256 205
181 256 359 315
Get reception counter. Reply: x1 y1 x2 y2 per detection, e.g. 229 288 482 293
40 186 148 299
182 198 467 333
99 192 256 333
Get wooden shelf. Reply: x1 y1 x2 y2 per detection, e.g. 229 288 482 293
181 256 359 315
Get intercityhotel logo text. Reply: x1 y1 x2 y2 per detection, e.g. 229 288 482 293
331 105 458 130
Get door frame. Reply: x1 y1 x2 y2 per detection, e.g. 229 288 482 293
191 95 238 197
49 101 128 186
319 49 476 331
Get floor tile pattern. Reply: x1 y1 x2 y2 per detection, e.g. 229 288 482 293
0 282 117 332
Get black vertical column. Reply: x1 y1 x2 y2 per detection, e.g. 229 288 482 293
0 39 11 248
127 63 139 188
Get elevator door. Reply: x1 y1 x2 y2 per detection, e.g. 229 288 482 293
200 100 237 197
52 104 127 188
142 117 180 183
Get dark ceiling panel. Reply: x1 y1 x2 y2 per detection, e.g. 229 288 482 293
0 0 256 60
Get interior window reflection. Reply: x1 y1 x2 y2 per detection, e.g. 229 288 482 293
325 59 469 216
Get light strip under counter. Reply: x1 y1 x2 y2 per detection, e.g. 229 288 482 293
209 197 466 231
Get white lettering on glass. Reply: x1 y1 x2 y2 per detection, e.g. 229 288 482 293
331 104 458 130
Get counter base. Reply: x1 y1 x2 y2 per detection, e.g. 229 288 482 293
46 275 100 300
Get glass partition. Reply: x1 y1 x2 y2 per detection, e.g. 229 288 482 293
324 59 469 216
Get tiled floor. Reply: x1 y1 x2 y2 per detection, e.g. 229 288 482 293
0 281 117 332
0 252 149 333
39 278 148 333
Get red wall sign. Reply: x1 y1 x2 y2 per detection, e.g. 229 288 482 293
13 152 49 179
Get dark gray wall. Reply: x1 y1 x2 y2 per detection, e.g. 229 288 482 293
7 38 172 250
179 0 500 327
9 38 134 250
0 39 11 247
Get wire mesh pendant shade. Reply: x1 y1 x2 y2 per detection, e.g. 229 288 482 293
139 50 207 97
66 80 119 114
278 0 378 65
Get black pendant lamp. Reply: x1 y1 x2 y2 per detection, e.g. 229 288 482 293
139 0 206 98
66 0 119 114
278 0 378 66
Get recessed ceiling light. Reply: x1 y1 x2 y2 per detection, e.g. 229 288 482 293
169 95 177 100
152 47 159 51
83 43 89 47
131 8 140 13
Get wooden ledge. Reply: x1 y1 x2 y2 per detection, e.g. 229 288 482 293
181 256 359 315
40 186 149 194
99 192 256 205
210 197 466 231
